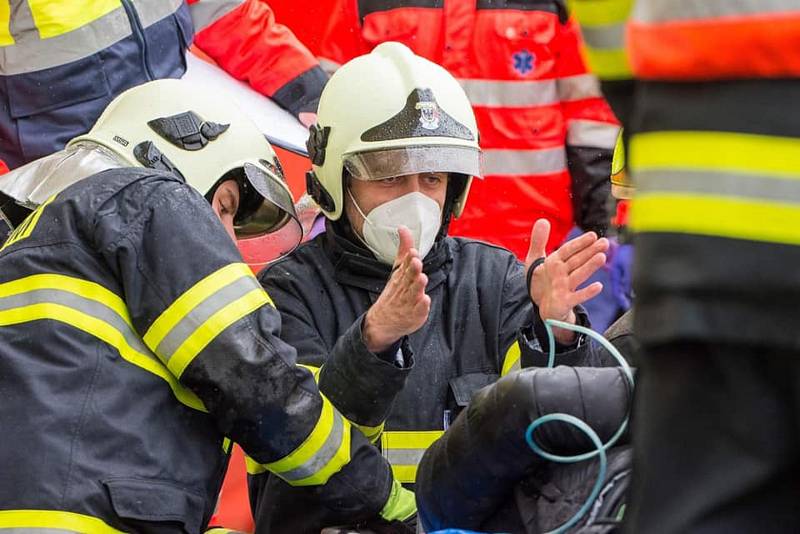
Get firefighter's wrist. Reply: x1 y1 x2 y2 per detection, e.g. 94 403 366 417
363 307 402 353
549 308 578 345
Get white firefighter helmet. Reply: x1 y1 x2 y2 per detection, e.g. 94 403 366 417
70 79 301 248
306 42 482 221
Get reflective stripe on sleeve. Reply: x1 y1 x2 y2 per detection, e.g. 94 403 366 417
381 431 444 484
580 22 625 50
189 0 244 32
143 263 271 379
631 0 795 24
569 0 634 26
0 274 205 412
501 340 522 377
0 510 125 533
631 131 800 245
246 396 352 486
458 78 558 108
482 147 567 176
557 73 604 102
27 0 120 39
567 119 620 149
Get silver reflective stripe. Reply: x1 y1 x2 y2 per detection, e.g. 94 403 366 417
580 23 625 50
636 169 800 203
154 275 262 363
0 0 183 75
458 78 558 107
317 57 341 75
2 7 130 74
482 147 567 176
557 73 603 102
385 448 426 467
189 0 244 32
632 0 797 23
0 288 153 358
131 0 184 29
567 119 620 149
278 411 345 482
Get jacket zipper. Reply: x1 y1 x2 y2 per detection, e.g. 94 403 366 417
120 0 155 80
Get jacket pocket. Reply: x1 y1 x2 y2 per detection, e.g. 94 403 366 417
448 372 499 408
361 9 421 49
103 477 206 534
475 8 559 78
6 54 111 119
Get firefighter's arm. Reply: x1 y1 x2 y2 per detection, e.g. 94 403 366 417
94 179 412 522
258 258 414 442
555 15 620 235
416 366 631 532
188 0 327 118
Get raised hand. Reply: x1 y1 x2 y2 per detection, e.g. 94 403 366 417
525 219 609 344
363 226 431 353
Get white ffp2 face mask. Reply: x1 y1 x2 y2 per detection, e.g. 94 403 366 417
348 189 442 266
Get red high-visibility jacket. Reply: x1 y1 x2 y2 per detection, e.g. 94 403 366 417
319 0 619 256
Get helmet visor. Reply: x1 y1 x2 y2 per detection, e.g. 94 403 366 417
234 163 302 263
343 145 482 182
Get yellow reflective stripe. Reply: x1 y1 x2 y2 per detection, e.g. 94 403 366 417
632 193 800 245
583 47 632 80
501 341 522 377
381 430 444 483
260 396 352 486
0 2 13 47
167 288 268 378
0 509 124 533
357 421 385 443
631 131 800 177
0 302 205 412
569 0 634 26
244 454 268 475
0 274 130 324
28 0 121 39
0 274 205 412
144 263 259 351
265 395 334 473
222 437 233 454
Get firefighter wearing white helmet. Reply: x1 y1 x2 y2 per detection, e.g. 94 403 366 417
306 41 482 264
250 43 611 533
0 79 413 532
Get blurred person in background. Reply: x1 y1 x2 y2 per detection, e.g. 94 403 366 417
317 0 620 258
0 0 326 169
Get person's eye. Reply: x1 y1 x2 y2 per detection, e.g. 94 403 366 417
424 174 443 185
380 176 402 185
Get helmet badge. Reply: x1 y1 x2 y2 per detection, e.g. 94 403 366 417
415 101 441 131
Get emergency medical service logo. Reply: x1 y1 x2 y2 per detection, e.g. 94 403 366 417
513 49 536 76
415 101 441 130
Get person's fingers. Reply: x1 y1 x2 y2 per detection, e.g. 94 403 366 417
564 238 609 273
568 252 607 291
552 231 598 262
525 219 551 267
570 281 604 307
394 226 415 268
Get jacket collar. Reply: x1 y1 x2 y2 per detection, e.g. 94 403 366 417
323 218 452 294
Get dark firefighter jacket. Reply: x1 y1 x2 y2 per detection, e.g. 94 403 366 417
416 366 633 534
249 219 604 533
0 168 394 533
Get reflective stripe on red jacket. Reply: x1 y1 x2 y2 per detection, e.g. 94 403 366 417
320 0 619 257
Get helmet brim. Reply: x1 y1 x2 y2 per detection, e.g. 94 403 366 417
343 145 482 182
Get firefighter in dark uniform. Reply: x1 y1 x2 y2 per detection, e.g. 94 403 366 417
0 79 414 533
248 42 612 533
